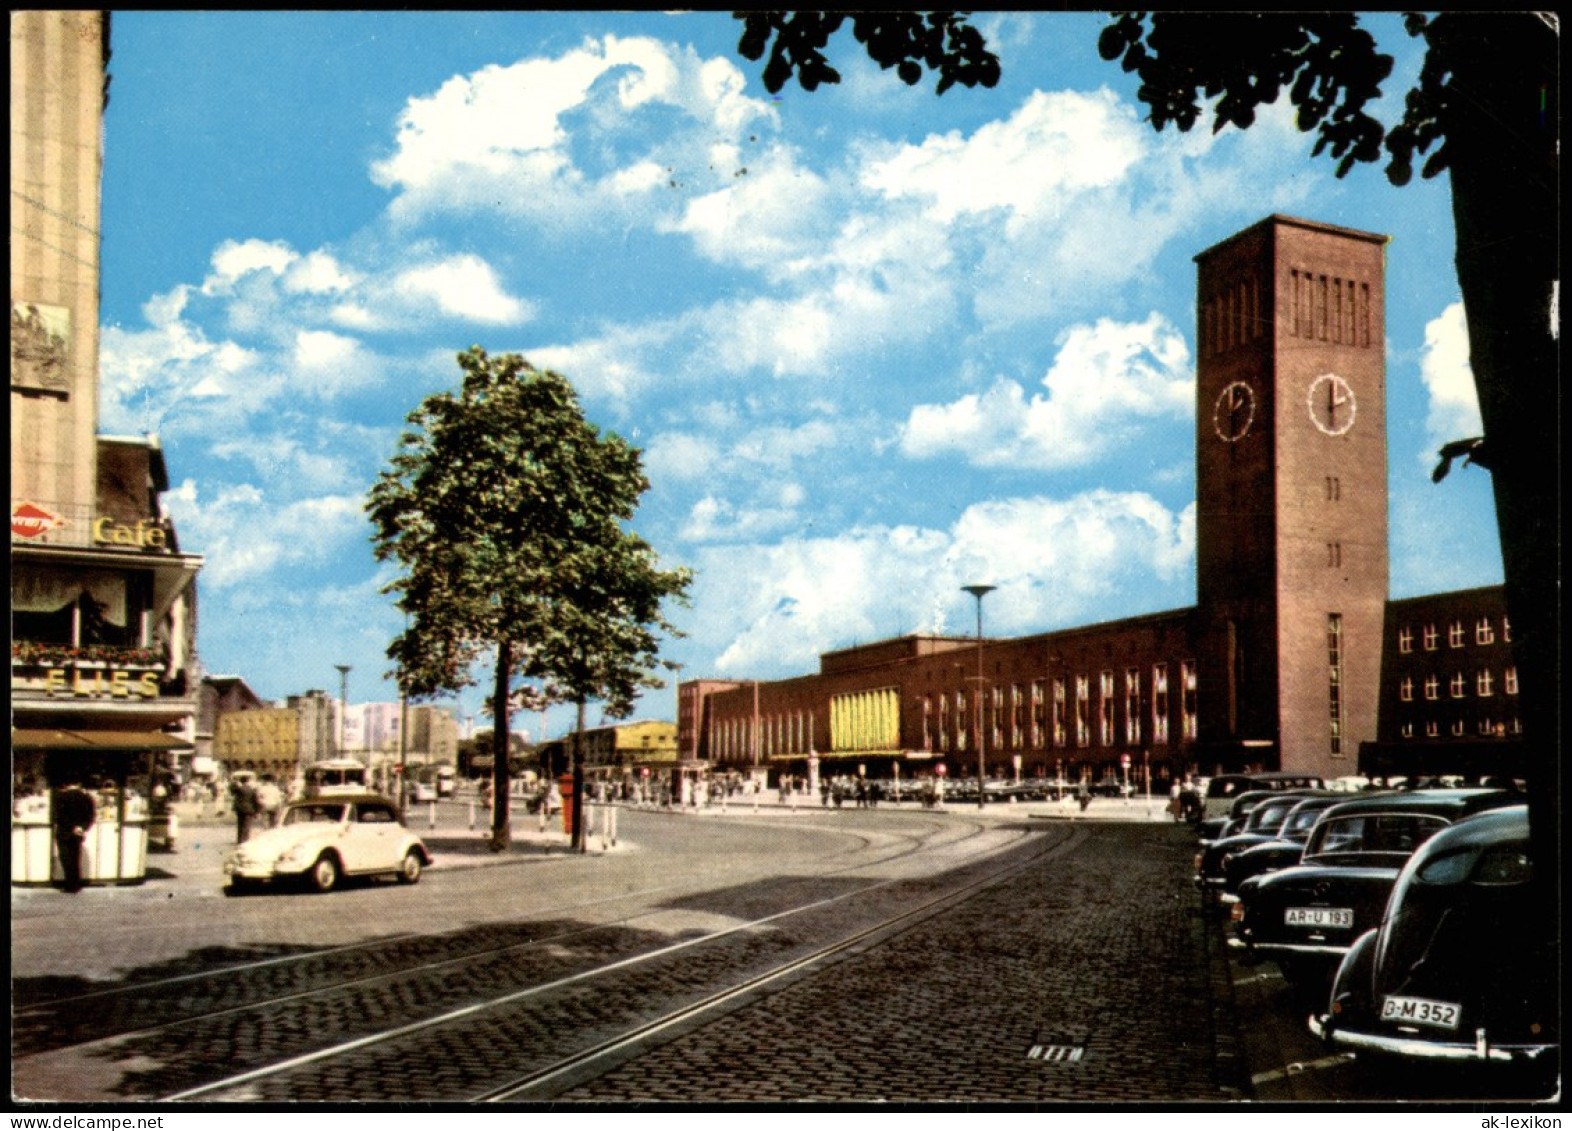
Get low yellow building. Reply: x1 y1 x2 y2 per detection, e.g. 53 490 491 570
539 719 678 781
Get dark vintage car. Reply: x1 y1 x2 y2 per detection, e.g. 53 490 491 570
1231 788 1518 986
1310 806 1557 1084
1194 790 1331 894
1198 789 1281 844
1215 793 1351 901
1195 771 1327 828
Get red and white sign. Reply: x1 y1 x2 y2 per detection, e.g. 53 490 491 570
935 764 947 776
1121 753 1131 767
11 502 65 540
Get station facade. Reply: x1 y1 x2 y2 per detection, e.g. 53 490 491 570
679 216 1522 792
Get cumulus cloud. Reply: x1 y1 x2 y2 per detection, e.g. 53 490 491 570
899 313 1192 469
1418 302 1481 461
699 489 1195 675
861 89 1144 226
165 479 369 589
370 35 774 229
392 255 534 324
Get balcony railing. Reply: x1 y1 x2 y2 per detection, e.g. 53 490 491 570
11 641 166 668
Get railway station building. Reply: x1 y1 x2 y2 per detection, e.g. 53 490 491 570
679 215 1523 794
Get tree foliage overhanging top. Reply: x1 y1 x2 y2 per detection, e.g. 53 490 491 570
366 347 691 708
735 12 1557 190
736 11 1001 95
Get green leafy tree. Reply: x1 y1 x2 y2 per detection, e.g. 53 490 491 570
368 347 691 848
737 8 1557 1033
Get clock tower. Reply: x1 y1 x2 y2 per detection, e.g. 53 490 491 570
1193 216 1389 780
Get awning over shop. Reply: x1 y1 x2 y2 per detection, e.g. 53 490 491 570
11 729 194 752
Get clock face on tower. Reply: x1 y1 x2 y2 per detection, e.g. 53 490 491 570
1212 381 1256 442
1307 372 1357 435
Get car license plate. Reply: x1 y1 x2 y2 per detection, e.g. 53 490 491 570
1284 906 1353 928
1381 995 1461 1030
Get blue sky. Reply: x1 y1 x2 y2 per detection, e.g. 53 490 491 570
98 12 1503 739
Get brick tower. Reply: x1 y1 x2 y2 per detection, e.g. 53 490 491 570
1193 216 1389 780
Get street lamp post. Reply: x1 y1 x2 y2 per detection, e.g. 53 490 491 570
961 585 995 811
334 664 351 760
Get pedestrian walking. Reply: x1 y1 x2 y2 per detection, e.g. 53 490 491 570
231 776 259 842
256 774 283 830
52 778 97 893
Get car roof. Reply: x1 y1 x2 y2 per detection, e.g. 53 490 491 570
1411 803 1529 855
287 793 390 806
1315 788 1515 821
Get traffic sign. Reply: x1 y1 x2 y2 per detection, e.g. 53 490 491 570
1121 753 1131 767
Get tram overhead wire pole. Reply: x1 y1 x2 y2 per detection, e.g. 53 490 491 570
961 585 995 811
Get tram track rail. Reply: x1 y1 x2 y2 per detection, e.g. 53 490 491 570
158 821 1082 1103
13 810 1024 1095
13 809 973 1018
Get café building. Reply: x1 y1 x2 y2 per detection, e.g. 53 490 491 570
11 12 204 885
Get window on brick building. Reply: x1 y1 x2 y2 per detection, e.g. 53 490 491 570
1398 626 1413 654
1075 676 1090 747
1504 666 1518 695
1424 675 1439 701
1151 663 1169 745
1477 669 1494 697
1099 671 1115 746
1328 613 1344 756
1051 678 1066 748
1400 676 1413 702
1450 672 1467 699
1181 661 1198 741
1425 720 1439 737
1451 719 1466 737
1124 668 1142 745
1448 621 1465 648
1423 624 1438 651
1475 617 1495 645
1502 616 1511 643
1401 722 1414 739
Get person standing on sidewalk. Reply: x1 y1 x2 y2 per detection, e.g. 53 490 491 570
231 777 258 842
52 778 97 893
255 775 283 831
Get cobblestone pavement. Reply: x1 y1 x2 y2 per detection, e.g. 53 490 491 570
555 822 1243 1104
14 814 1255 1105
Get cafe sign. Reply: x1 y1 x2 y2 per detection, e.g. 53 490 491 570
93 516 170 550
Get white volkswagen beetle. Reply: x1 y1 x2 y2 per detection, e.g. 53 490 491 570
223 794 431 894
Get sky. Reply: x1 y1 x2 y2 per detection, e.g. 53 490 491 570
97 11 1504 741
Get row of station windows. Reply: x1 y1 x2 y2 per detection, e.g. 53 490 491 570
1397 615 1509 653
1398 667 1518 701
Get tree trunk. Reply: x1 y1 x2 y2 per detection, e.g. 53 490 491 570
572 697 587 853
490 639 512 849
1440 12 1556 956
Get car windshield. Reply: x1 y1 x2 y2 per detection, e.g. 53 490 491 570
1247 802 1297 833
1307 813 1448 857
284 803 347 826
1283 805 1328 835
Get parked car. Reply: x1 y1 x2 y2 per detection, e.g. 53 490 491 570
410 779 437 803
1310 806 1556 1085
1195 771 1327 827
304 758 370 797
223 794 432 894
1194 790 1331 894
1198 789 1282 845
1218 794 1352 900
1231 789 1517 986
